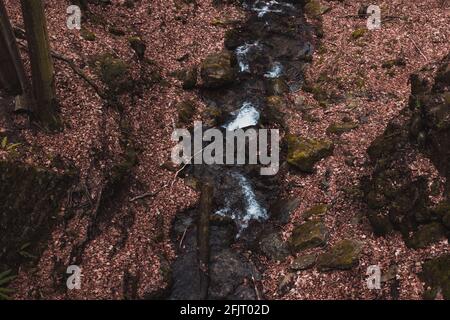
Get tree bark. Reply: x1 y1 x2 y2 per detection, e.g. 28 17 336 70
0 1 23 96
0 0 33 111
20 0 57 127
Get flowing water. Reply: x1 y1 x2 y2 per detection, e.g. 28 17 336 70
169 0 312 300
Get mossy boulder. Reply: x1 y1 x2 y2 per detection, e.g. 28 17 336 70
302 204 329 220
94 53 131 94
286 135 334 172
290 253 317 271
317 239 363 271
259 232 290 261
200 51 236 88
421 254 450 300
326 121 359 135
406 222 446 249
128 37 146 60
290 220 328 252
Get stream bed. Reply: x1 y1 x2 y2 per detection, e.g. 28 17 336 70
169 0 313 300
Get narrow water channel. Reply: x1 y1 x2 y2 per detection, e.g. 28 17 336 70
169 0 313 300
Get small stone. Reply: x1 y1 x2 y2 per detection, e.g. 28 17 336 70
290 253 317 271
259 232 290 261
302 204 329 220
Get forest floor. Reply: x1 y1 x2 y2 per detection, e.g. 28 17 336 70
1 0 449 299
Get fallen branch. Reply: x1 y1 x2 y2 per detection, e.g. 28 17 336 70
16 35 107 100
50 51 107 99
129 183 167 202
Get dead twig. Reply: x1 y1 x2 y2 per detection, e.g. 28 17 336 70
406 35 428 62
129 184 167 202
252 274 261 300
179 226 188 249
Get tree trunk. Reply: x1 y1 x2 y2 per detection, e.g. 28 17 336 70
197 181 213 299
20 0 58 127
0 0 33 111
0 1 21 95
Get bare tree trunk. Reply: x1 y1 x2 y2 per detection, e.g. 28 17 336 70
0 0 32 111
20 0 58 128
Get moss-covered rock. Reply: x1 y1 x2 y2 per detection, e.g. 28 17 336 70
317 239 363 271
351 28 366 40
290 220 328 252
421 254 450 300
93 53 131 94
326 121 359 135
200 51 235 88
286 135 334 172
407 222 446 249
304 0 329 19
302 204 328 220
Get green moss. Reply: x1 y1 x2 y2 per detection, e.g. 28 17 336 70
351 28 366 40
290 220 328 252
304 0 329 18
317 239 363 271
286 135 334 172
326 121 359 135
93 53 131 94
